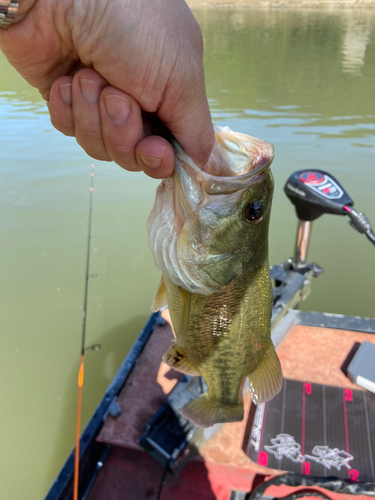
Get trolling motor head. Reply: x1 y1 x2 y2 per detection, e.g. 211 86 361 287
284 170 353 221
284 170 375 267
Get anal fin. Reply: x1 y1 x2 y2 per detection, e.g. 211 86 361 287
247 345 283 404
163 343 199 376
181 394 244 428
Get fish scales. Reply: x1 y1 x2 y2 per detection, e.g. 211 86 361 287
147 125 283 427
165 260 272 396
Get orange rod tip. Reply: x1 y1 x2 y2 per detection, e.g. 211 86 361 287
78 364 84 387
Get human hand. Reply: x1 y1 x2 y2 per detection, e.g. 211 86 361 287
0 0 214 178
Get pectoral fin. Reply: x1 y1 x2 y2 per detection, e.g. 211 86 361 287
175 287 191 346
157 274 190 345
163 343 199 376
151 276 167 312
247 345 283 404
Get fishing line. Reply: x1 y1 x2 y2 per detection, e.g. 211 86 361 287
155 464 169 500
73 164 95 500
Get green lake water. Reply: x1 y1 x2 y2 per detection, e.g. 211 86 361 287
0 8 374 499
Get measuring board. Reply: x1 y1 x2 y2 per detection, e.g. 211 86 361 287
245 379 375 482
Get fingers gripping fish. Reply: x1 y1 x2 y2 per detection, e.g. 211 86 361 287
147 126 282 428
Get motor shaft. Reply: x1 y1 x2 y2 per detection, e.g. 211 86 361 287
293 220 312 267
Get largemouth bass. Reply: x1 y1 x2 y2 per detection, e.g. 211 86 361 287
147 126 282 428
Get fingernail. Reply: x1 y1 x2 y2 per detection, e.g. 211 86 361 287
80 79 102 105
140 156 162 168
104 95 131 124
59 83 72 104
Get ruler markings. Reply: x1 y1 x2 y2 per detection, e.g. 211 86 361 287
363 391 375 481
246 380 375 481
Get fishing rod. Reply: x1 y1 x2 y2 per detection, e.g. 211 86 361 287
74 164 95 500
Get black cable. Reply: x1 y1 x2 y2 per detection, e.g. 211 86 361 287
248 473 375 500
155 464 169 500
366 230 375 246
344 206 375 248
264 491 333 500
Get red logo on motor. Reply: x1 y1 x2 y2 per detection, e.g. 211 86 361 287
299 171 325 184
299 172 344 199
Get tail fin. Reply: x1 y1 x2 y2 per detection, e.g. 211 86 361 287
180 393 243 428
248 344 283 404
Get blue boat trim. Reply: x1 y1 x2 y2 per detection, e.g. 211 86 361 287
44 311 160 500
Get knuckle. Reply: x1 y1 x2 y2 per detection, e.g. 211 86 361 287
75 136 110 161
62 128 75 137
50 115 74 136
85 149 111 162
108 148 139 171
106 142 135 160
75 121 102 138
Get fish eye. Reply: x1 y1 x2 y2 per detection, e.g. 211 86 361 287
243 201 264 224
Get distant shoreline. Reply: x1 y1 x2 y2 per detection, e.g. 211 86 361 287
187 0 375 8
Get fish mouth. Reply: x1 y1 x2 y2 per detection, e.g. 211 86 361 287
174 126 274 195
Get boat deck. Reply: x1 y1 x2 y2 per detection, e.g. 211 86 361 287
86 310 375 500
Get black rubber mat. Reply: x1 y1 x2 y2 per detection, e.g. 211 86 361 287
245 379 375 482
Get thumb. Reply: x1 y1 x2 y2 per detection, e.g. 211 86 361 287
157 68 214 169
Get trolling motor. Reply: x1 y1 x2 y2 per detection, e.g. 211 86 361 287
284 170 375 268
269 169 375 330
